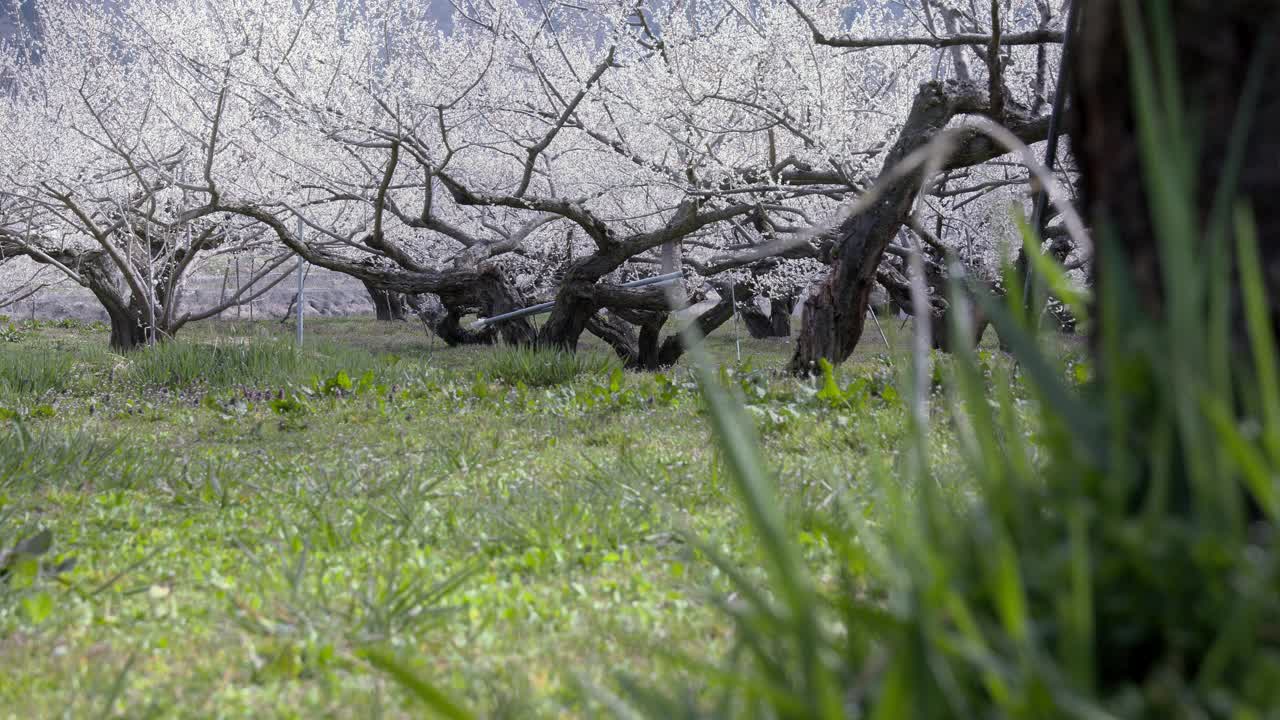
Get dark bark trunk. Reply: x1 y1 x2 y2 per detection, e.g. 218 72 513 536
364 280 409 321
402 266 535 346
741 308 772 339
434 310 497 346
791 250 882 375
770 298 794 337
586 309 675 370
609 308 671 369
537 283 596 351
1068 0 1280 688
789 84 968 375
929 304 990 352
638 317 665 367
655 290 738 367
741 296 793 339
463 266 537 346
406 294 497 346
790 80 1059 375
878 267 988 352
584 292 737 370
1074 0 1280 350
585 311 642 367
105 305 150 351
78 258 159 351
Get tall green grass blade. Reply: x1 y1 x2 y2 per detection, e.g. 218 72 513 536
1235 207 1280 466
362 649 475 720
1063 505 1095 693
1013 211 1091 327
972 288 1100 463
1202 393 1278 521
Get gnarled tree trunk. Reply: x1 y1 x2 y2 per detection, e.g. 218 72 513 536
741 295 795 339
582 286 739 370
78 255 159 351
537 278 598 351
789 84 975 375
877 267 990 352
400 266 535 346
462 266 537 346
406 294 497 346
363 280 410 321
790 81 1057 375
103 303 151 351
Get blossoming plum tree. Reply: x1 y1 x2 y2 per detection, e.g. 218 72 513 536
0 0 1080 366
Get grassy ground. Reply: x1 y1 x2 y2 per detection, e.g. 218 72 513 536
0 315 919 718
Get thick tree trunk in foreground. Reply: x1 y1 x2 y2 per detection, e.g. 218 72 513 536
1070 0 1280 686
461 267 537 346
585 311 642 365
790 169 941 375
654 291 737 366
538 289 596 352
1073 0 1280 344
788 85 961 376
78 259 158 351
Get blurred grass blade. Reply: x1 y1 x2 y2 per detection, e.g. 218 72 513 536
972 286 1101 463
1064 505 1095 692
1013 210 1091 326
679 327 810 613
1202 393 1278 521
1235 206 1280 466
989 532 1030 647
96 652 137 720
363 649 475 720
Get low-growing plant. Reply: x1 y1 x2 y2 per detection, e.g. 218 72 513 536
480 346 620 388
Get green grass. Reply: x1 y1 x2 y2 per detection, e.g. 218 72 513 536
124 336 398 390
0 346 76 396
480 345 620 387
0 318 916 717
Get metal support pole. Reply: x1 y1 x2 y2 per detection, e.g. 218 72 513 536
731 283 741 362
248 258 256 322
869 307 891 349
469 271 685 330
295 216 306 346
661 241 686 309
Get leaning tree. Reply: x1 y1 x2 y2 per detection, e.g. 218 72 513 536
0 0 295 349
780 0 1080 373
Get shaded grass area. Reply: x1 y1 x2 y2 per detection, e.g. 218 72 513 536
0 318 913 717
